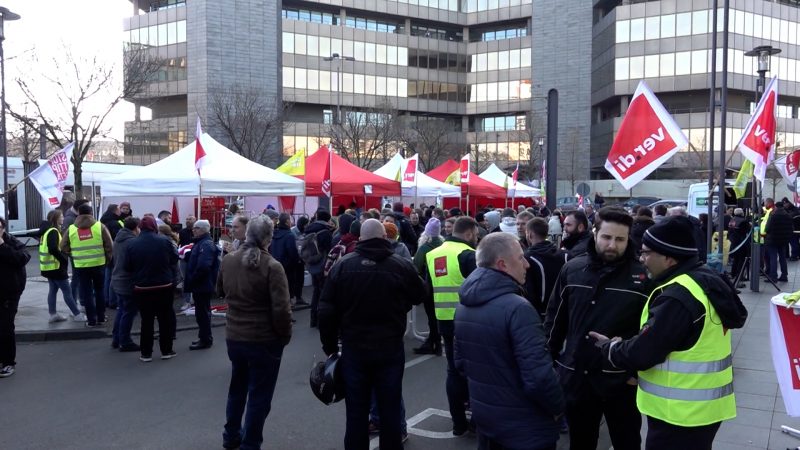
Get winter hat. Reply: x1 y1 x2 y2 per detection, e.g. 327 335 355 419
315 210 332 222
384 222 399 240
424 217 441 236
642 216 698 259
338 213 355 236
264 209 280 221
485 210 501 230
140 215 158 232
349 220 361 237
499 216 517 235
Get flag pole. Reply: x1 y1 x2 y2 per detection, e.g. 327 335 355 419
197 170 203 220
329 146 333 213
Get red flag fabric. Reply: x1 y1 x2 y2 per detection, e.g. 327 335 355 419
512 162 519 187
195 117 208 172
774 149 800 188
737 76 778 183
604 81 688 190
459 154 471 184
321 145 332 197
171 197 180 224
403 154 418 184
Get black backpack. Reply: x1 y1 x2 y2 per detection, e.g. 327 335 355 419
297 232 323 265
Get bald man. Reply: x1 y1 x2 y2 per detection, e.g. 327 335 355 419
318 219 425 449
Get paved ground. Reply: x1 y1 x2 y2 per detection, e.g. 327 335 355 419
8 248 800 449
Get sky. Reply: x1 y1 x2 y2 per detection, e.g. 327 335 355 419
2 0 132 140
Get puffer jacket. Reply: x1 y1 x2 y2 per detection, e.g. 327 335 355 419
455 267 564 450
523 241 568 317
184 233 220 294
765 208 795 246
125 230 179 289
271 226 300 269
544 236 650 400
561 230 592 259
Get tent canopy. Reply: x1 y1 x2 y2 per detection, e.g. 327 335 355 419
101 134 305 197
305 147 400 196
373 153 461 198
427 159 460 181
480 163 541 198
426 160 506 199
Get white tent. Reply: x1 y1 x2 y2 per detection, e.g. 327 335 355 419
373 153 461 198
480 163 541 198
101 133 305 198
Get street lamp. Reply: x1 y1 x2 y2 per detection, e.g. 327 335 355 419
744 45 780 292
0 6 19 222
323 53 356 126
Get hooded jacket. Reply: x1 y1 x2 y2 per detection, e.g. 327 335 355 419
524 241 568 317
602 259 747 372
561 229 592 259
271 225 301 269
393 211 419 255
765 207 795 246
111 228 138 295
318 237 425 355
60 214 114 263
0 231 30 299
630 216 655 252
100 210 122 240
455 267 564 449
125 230 179 289
544 236 650 399
303 220 334 274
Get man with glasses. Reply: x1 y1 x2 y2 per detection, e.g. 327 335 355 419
591 216 747 450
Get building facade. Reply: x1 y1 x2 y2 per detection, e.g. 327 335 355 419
122 0 800 188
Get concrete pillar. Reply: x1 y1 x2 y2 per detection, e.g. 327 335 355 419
405 18 412 34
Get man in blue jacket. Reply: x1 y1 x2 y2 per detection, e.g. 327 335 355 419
455 232 565 450
185 219 220 350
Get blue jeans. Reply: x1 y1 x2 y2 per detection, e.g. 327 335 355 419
47 278 80 316
224 340 285 450
112 293 138 347
369 393 407 434
438 320 470 429
765 243 788 280
341 341 405 450
180 260 191 304
75 265 106 325
104 265 118 308
192 292 213 344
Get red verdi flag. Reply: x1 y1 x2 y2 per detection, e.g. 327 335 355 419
29 142 74 207
604 81 688 190
774 149 800 188
459 154 470 184
403 153 418 184
321 145 332 197
195 117 208 172
737 76 778 183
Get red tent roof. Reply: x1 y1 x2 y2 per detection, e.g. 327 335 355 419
304 147 401 196
426 160 506 199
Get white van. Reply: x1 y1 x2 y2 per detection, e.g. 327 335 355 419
686 180 741 218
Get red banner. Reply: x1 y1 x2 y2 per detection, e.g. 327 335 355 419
737 76 778 183
459 154 470 184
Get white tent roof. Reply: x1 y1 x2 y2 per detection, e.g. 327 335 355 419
479 163 541 198
101 133 305 197
373 153 461 198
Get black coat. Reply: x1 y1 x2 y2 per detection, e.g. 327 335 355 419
766 208 795 246
0 231 30 299
544 237 650 399
523 241 568 317
303 220 333 274
630 216 655 252
318 238 425 355
727 216 751 254
125 230 179 289
393 212 419 256
561 230 592 259
455 267 564 449
271 226 300 269
100 211 122 240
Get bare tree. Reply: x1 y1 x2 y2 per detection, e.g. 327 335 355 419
399 116 457 171
6 45 163 197
7 116 41 162
513 113 545 179
559 130 581 195
208 84 290 166
326 98 401 169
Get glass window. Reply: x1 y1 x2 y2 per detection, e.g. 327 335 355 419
734 9 745 36
660 53 675 77
660 14 675 38
692 10 708 35
477 53 487 71
387 77 397 96
158 23 168 46
148 25 157 46
498 50 509 70
398 78 407 97
691 49 707 74
520 48 530 67
629 56 644 79
295 34 306 54
295 68 307 89
630 18 645 41
307 69 319 90
283 32 294 53
616 20 630 43
342 40 354 60
645 16 660 40
330 71 339 92
331 38 342 57
488 52 498 70
307 35 319 57
283 67 294 88
354 42 365 61
377 44 387 64
789 21 797 46
645 55 659 78
167 21 177 44
753 14 763 40
675 51 691 75
398 47 408 66
477 83 487 102
365 43 376 63
319 37 330 58
498 81 509 100
772 17 781 43
387 46 397 65
676 12 692 36
365 75 376 94
139 27 148 46
354 74 365 94
615 58 629 81
320 69 331 90
343 73 354 93
744 12 753 37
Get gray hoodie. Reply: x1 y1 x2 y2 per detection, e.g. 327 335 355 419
111 227 138 295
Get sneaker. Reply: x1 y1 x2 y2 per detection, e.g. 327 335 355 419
180 303 192 312
72 313 87 322
0 365 14 378
161 351 177 360
139 355 153 363
119 343 141 352
85 322 99 328
49 313 67 323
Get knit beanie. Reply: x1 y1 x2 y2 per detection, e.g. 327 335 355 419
140 215 158 232
642 216 698 259
424 217 441 236
384 222 399 240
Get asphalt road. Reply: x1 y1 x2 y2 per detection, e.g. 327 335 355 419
4 306 605 450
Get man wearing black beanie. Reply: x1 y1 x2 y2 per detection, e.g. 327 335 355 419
591 216 748 450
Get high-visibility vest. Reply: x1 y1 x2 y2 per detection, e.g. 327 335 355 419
756 208 772 244
68 222 106 268
426 240 472 321
39 227 61 272
637 274 736 427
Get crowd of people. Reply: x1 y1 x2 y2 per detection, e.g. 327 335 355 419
0 193 757 450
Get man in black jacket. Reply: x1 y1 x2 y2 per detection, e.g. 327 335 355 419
764 199 794 282
545 207 649 450
392 202 418 256
318 219 425 450
561 210 592 259
591 216 747 450
524 217 568 318
305 209 334 328
0 217 31 378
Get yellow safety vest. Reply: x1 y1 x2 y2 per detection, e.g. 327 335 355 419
39 227 61 272
756 208 772 244
68 222 106 268
637 274 736 427
426 240 472 320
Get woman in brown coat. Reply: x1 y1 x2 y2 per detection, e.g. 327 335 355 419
217 215 292 450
